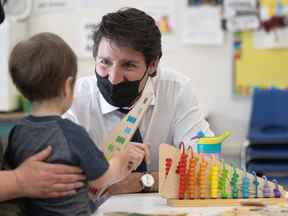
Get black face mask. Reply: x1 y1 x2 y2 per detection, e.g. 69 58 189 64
96 69 148 108
0 2 5 24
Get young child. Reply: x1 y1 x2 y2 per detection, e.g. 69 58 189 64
5 32 146 215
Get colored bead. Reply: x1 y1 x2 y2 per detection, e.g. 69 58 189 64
230 166 239 199
219 161 229 199
177 147 187 200
187 156 197 199
89 186 98 195
165 158 173 177
210 161 219 199
242 174 250 199
252 171 259 198
198 157 208 199
272 179 282 198
262 176 271 198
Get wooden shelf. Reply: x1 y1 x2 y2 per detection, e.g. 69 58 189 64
0 112 26 122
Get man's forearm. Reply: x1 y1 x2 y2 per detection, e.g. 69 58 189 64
108 171 159 195
151 171 158 192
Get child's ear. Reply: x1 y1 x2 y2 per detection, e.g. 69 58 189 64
64 76 74 98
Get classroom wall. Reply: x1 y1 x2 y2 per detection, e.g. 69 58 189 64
27 0 252 165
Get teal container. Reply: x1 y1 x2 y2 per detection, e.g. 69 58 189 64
197 143 222 159
196 131 230 160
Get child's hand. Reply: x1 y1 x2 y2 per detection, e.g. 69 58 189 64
126 142 150 171
111 142 150 180
89 143 151 191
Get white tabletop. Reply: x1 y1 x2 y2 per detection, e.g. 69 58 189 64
93 193 233 216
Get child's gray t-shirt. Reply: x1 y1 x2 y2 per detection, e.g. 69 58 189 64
5 115 109 216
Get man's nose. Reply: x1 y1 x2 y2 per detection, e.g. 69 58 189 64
108 66 124 85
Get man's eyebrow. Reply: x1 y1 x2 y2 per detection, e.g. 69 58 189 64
97 57 140 64
97 56 110 60
121 59 140 64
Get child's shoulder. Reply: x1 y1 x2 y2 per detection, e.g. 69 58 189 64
59 118 86 132
58 118 90 140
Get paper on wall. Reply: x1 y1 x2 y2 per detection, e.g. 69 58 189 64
78 9 114 59
253 29 288 49
223 0 259 31
142 0 178 51
32 0 76 16
181 6 223 45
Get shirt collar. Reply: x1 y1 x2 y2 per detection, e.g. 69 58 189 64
99 78 155 115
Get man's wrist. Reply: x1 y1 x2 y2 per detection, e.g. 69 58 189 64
107 171 159 195
4 170 24 199
108 172 143 195
139 171 158 193
13 170 25 197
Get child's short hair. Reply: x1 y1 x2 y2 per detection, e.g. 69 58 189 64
9 32 77 102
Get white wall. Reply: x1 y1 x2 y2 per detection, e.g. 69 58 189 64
161 39 252 165
27 0 253 165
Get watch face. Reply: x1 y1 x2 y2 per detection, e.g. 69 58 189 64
141 173 155 188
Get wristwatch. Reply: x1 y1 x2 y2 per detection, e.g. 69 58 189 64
140 172 155 193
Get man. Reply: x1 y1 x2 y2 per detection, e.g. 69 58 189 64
64 7 213 194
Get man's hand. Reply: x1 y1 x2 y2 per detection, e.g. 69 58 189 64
14 146 86 198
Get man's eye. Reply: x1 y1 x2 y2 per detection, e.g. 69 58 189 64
125 63 136 69
100 59 109 65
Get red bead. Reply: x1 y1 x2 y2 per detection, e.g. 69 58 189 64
89 186 98 195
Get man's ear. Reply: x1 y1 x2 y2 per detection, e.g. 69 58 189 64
147 57 160 77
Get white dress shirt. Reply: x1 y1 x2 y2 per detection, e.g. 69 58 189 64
63 67 213 170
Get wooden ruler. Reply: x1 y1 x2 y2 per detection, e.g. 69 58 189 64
101 92 153 160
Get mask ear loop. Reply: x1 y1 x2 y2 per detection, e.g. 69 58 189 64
137 68 150 96
139 67 149 81
95 66 108 79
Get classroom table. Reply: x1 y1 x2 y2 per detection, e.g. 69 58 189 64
93 193 232 216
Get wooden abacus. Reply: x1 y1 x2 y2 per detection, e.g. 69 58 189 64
159 143 287 207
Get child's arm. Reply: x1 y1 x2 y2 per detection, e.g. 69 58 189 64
88 143 149 193
64 125 150 196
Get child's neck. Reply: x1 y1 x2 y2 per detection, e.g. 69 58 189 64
31 99 66 117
